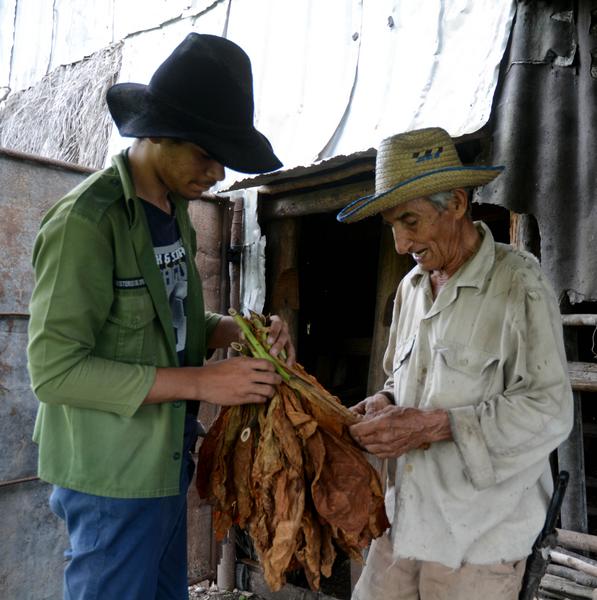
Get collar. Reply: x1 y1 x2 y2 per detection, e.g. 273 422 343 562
409 221 496 293
111 149 187 225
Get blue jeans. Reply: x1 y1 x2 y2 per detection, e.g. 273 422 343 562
49 416 199 600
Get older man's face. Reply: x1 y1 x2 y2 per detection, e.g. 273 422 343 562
381 194 466 275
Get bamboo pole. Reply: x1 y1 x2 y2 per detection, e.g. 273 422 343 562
549 549 597 578
557 529 597 554
540 573 595 598
554 545 597 568
547 564 597 589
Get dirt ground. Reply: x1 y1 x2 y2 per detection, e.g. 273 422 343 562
188 582 264 600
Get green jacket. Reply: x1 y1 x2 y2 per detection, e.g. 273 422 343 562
28 150 221 498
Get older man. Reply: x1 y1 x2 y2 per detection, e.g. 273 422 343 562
337 127 573 600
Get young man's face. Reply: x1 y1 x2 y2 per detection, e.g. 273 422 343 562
381 193 466 275
154 139 225 200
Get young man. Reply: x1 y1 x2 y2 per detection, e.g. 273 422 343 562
27 33 294 599
338 127 573 600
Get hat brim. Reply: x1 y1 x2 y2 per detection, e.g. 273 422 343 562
336 165 504 223
107 83 282 174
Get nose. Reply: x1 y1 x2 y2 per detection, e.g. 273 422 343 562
392 225 412 254
206 159 225 182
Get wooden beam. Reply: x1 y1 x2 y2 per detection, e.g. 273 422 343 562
557 528 597 554
562 314 597 327
568 362 597 392
260 180 374 220
258 160 375 195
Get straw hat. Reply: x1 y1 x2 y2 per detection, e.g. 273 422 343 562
107 33 282 174
336 127 504 223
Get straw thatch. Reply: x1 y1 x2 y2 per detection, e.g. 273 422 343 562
0 42 122 169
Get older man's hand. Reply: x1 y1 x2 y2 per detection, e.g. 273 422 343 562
349 405 452 458
266 314 296 365
350 392 392 417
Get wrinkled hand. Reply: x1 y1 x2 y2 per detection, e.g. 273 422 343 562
349 405 452 458
350 393 392 417
195 356 281 406
266 315 296 365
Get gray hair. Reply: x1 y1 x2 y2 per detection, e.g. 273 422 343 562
427 191 454 211
427 189 472 217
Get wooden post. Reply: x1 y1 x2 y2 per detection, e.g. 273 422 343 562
262 216 300 348
367 225 413 395
509 212 541 259
559 327 588 533
229 196 244 312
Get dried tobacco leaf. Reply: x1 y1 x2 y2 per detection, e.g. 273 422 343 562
195 311 389 591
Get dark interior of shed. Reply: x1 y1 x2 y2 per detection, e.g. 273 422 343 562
565 299 597 535
296 211 380 409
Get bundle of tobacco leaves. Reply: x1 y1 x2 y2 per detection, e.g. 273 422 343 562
196 310 389 592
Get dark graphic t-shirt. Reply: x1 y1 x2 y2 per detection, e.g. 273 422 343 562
141 199 188 365
141 199 199 416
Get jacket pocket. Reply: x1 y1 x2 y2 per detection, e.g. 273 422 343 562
101 289 157 364
428 341 499 408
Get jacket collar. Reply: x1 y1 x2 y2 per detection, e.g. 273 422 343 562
111 149 184 365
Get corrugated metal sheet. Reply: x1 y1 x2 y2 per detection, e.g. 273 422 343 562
49 0 114 71
478 0 597 303
0 0 16 98
3 0 217 93
112 0 211 41
8 0 54 93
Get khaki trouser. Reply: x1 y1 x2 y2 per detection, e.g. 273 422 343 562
352 534 526 600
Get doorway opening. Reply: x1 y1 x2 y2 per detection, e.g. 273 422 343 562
296 211 381 409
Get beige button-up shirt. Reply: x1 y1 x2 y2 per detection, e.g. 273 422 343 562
380 222 572 567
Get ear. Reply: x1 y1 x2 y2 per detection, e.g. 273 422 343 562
449 188 469 219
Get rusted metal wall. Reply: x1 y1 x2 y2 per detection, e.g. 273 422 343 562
0 148 93 600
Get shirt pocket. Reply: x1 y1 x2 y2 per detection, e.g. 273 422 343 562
427 341 499 409
98 288 158 364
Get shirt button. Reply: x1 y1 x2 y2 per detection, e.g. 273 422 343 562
173 452 181 460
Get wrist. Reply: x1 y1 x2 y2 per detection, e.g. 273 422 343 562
377 390 395 404
426 409 452 443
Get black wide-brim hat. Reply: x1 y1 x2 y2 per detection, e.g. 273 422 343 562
106 33 282 174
